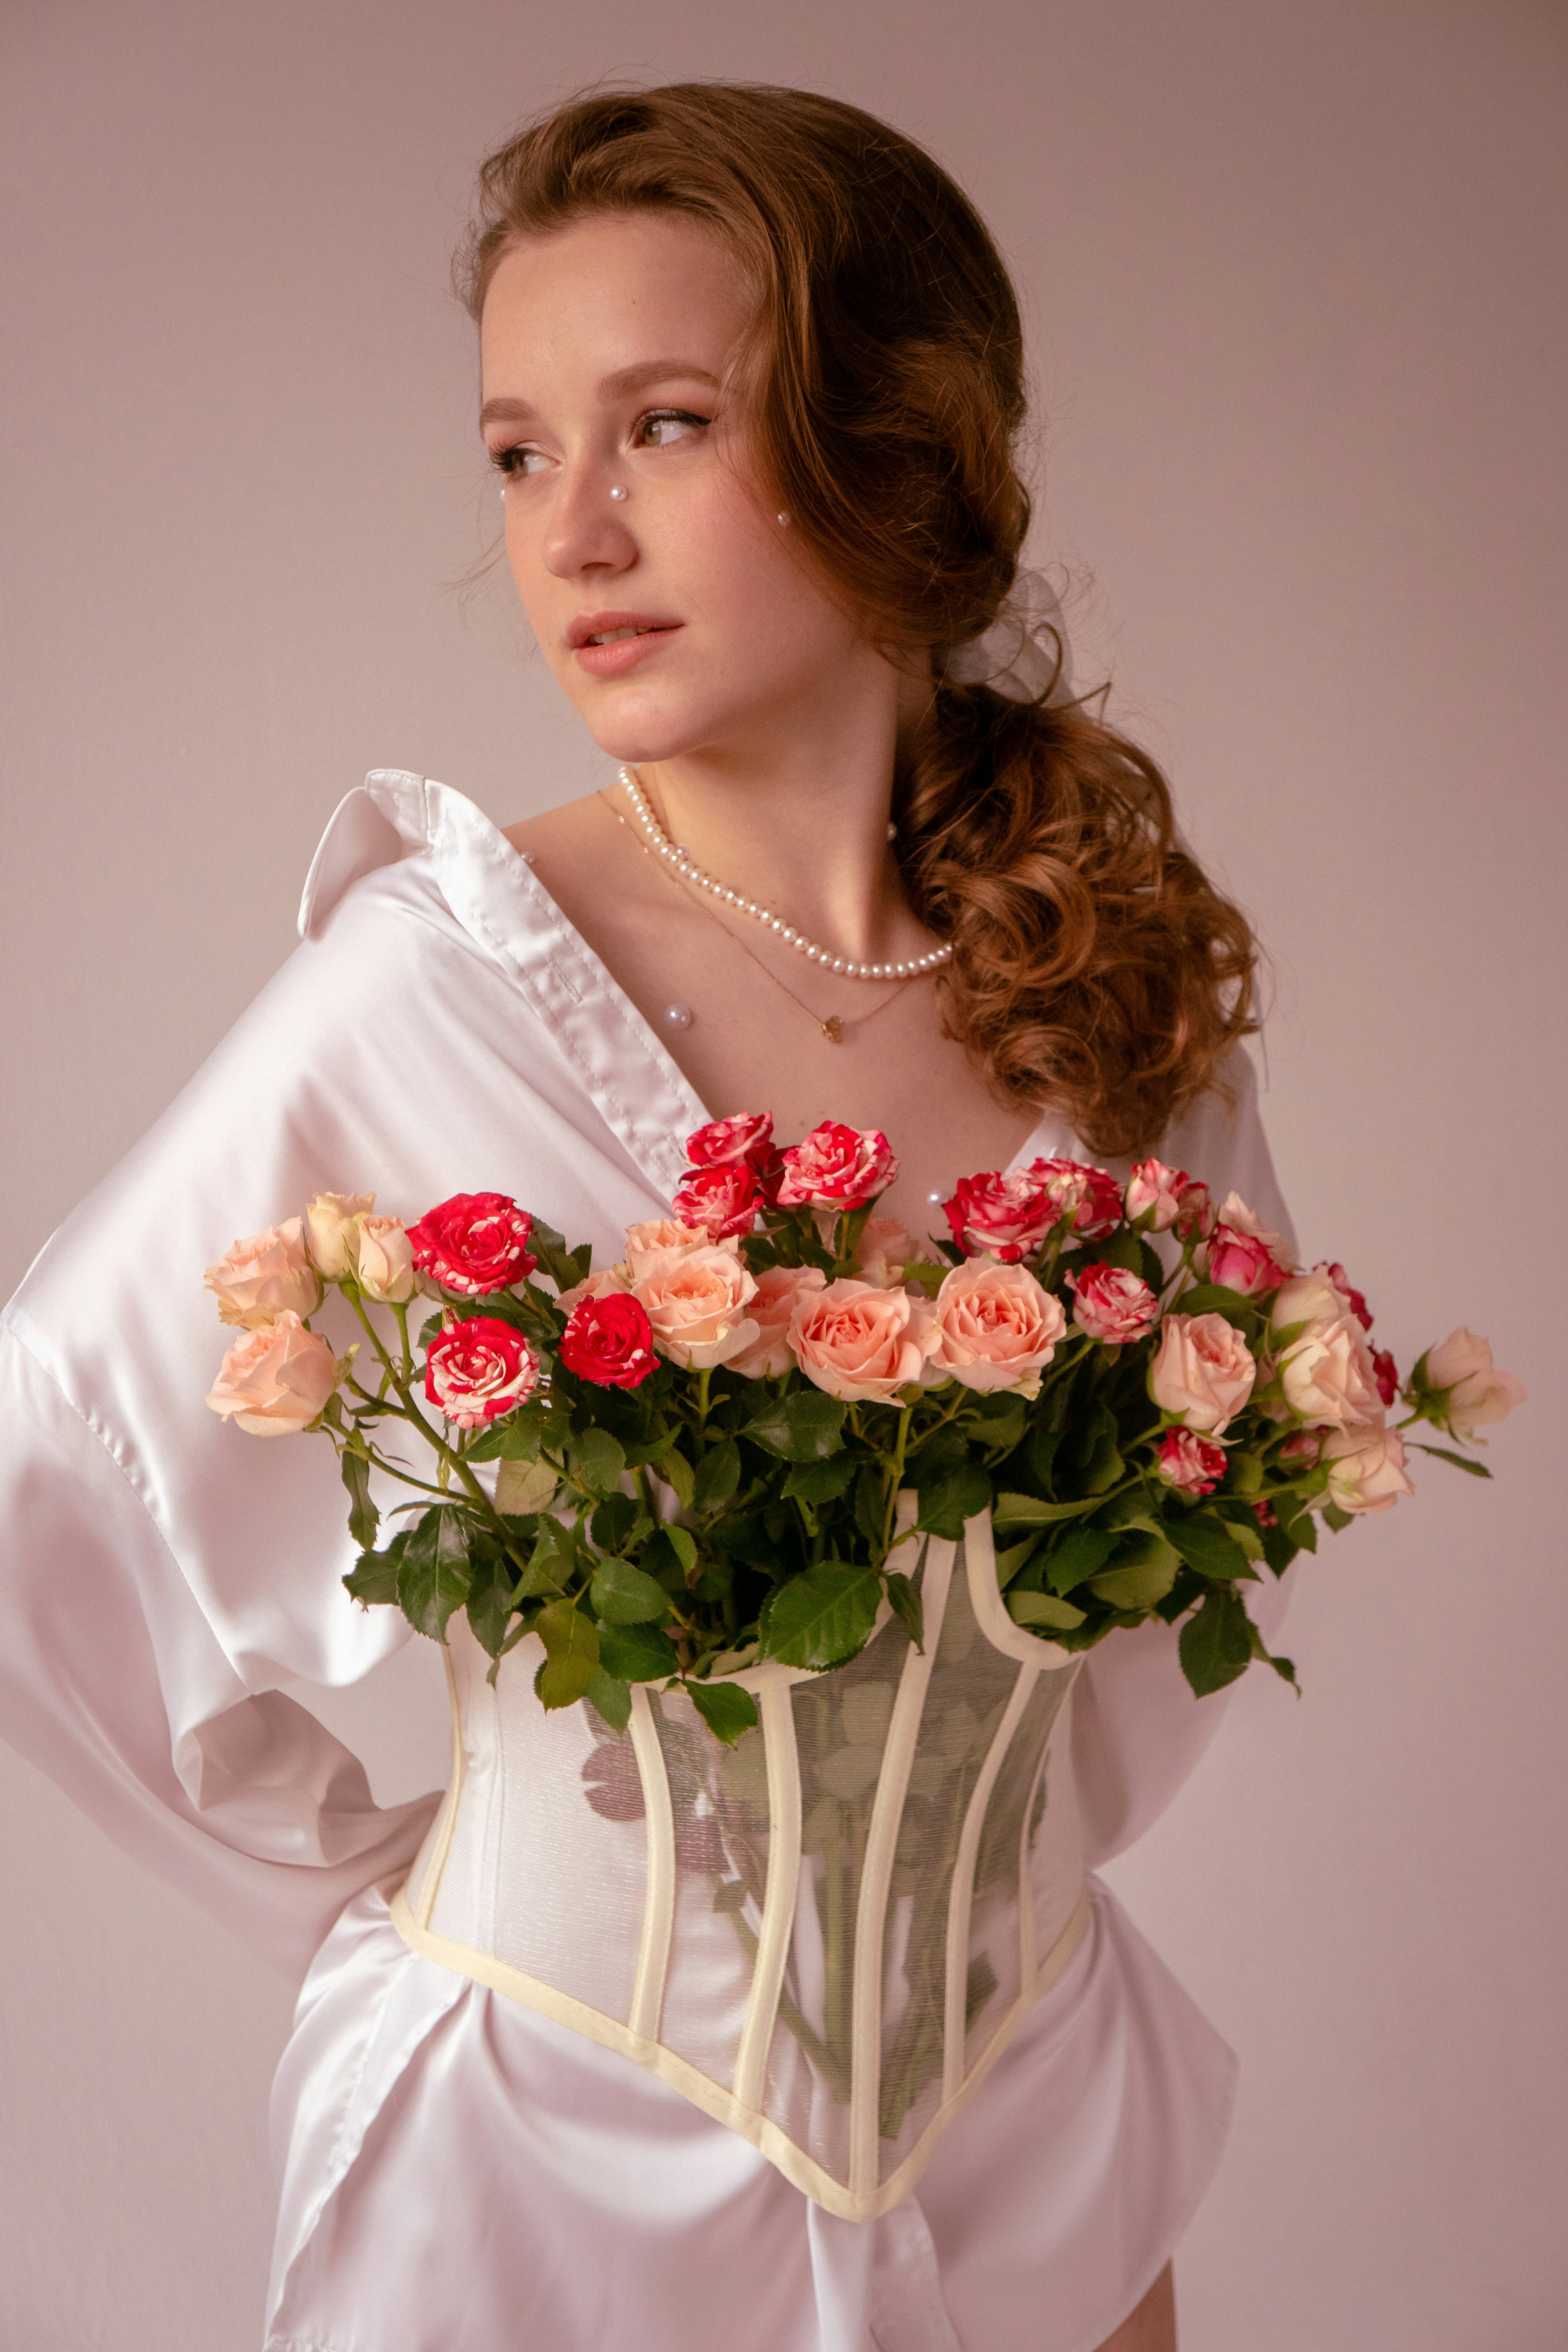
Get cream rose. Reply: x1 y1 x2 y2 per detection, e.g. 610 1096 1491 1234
1270 1267 1355 1337
1277 1314 1383 1427
305 1191 376 1278
352 1214 416 1303
1421 1327 1528 1441
724 1265 827 1379
927 1260 1066 1396
789 1279 939 1404
1322 1421 1415 1515
203 1218 322 1329
851 1214 916 1290
205 1311 339 1435
633 1243 759 1370
1149 1310 1257 1434
623 1219 713 1282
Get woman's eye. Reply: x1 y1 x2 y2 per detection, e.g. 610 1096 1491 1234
491 445 550 477
633 408 709 450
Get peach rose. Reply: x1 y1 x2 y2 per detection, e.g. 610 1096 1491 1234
1216 1192 1290 1256
554 1265 632 1314
1149 1311 1257 1434
352 1214 416 1303
204 1218 322 1329
851 1214 915 1290
633 1243 759 1370
206 1311 339 1435
725 1265 828 1379
789 1278 939 1404
623 1219 713 1283
1420 1327 1527 1441
305 1191 376 1278
1276 1314 1383 1427
927 1260 1066 1396
1322 1421 1415 1515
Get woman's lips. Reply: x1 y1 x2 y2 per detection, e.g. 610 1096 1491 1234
573 622 682 678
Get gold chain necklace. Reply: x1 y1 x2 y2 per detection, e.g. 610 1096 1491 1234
603 796 922 1045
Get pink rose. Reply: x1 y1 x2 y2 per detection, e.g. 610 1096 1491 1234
1276 1314 1383 1428
304 1191 376 1279
352 1214 416 1303
633 1244 759 1371
1156 1427 1228 1497
1322 1261 1373 1332
206 1310 339 1435
1322 1421 1415 1515
1027 1158 1123 1240
1205 1224 1291 1298
852 1214 915 1289
1371 1347 1399 1410
204 1218 322 1329
941 1166 1058 1262
671 1161 761 1240
775 1122 898 1210
927 1261 1066 1396
407 1193 537 1296
1125 1159 1205 1237
424 1316 540 1428
1419 1328 1527 1441
1149 1311 1258 1434
622 1221 707 1283
1216 1192 1290 1255
683 1111 774 1171
789 1279 938 1403
1070 1262 1160 1345
724 1265 827 1379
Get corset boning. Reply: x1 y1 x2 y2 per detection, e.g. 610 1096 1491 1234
392 1505 1090 2220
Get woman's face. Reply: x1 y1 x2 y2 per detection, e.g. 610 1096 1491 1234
479 211 897 768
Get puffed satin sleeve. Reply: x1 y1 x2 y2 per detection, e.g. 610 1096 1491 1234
1071 1045 1298 1866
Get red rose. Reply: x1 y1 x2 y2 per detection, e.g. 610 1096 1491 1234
684 1111 775 1171
671 1162 761 1240
942 1166 1057 1262
1155 1427 1227 1497
1027 1158 1123 1240
559 1294 658 1389
775 1122 898 1210
1069 1261 1160 1344
1371 1346 1400 1410
424 1316 540 1427
1324 1261 1374 1332
1204 1225 1290 1298
407 1193 537 1296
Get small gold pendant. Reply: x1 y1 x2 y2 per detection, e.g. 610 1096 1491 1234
820 1015 845 1044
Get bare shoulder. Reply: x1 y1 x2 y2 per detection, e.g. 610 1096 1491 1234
502 794 605 866
502 790 686 953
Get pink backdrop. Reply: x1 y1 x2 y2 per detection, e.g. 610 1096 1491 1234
2 3 1564 2344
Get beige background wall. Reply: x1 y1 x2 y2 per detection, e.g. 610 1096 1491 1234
3 2 1564 2345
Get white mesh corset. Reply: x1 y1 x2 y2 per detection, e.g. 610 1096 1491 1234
392 1504 1090 2220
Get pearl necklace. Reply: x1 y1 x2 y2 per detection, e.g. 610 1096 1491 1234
617 765 953 982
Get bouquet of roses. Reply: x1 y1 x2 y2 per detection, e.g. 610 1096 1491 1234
204 1112 1523 1742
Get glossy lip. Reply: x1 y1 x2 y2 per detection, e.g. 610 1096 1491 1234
568 610 683 681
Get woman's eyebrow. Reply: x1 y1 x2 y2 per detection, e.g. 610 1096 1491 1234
478 361 720 429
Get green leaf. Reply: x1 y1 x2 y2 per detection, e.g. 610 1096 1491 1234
884 1571 924 1651
782 1453 860 1504
993 1490 1105 1529
586 1667 633 1732
693 1438 742 1512
571 1426 626 1494
1410 1442 1493 1479
588 1491 640 1552
901 1258 951 1295
742 1390 847 1463
757 1559 882 1670
533 1598 600 1708
339 1448 379 1551
1247 1617 1299 1689
1321 1501 1355 1532
686 1680 760 1745
993 1535 1041 1590
644 1524 699 1586
1211 1504 1267 1560
590 1557 671 1625
1007 1590 1088 1631
1028 1423 1064 1489
656 1448 695 1508
1178 1586 1254 1696
517 1514 578 1598
915 1459 993 1540
465 1552 518 1661
1089 1543 1180 1611
598 1621 680 1682
854 1462 888 1543
1170 1283 1257 1329
343 1546 400 1608
396 1509 473 1641
965 1392 1028 1460
465 1401 548 1463
495 1456 559 1516
527 1216 584 1293
1165 1514 1254 1581
1042 1524 1118 1594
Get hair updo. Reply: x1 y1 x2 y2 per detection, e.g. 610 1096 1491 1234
458 82 1257 1158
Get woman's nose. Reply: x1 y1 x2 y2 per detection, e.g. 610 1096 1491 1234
541 457 636 580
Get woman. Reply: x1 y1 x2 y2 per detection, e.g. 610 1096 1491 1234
0 85 1292 2352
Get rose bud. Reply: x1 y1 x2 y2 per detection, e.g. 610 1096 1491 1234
1322 1421 1415 1515
424 1316 541 1428
1252 1499 1279 1528
1371 1347 1399 1410
1155 1427 1229 1497
683 1111 775 1171
1204 1224 1291 1298
560 1293 659 1389
206 1311 339 1435
1149 1311 1257 1434
407 1193 537 1296
671 1161 761 1241
1125 1159 1194 1235
352 1214 416 1303
1069 1262 1160 1345
1322 1261 1373 1332
1027 1158 1123 1240
305 1191 376 1279
204 1218 323 1329
776 1122 898 1211
1416 1328 1527 1441
1279 1428 1326 1465
942 1166 1058 1262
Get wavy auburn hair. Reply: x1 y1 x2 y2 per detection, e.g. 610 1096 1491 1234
458 83 1257 1157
